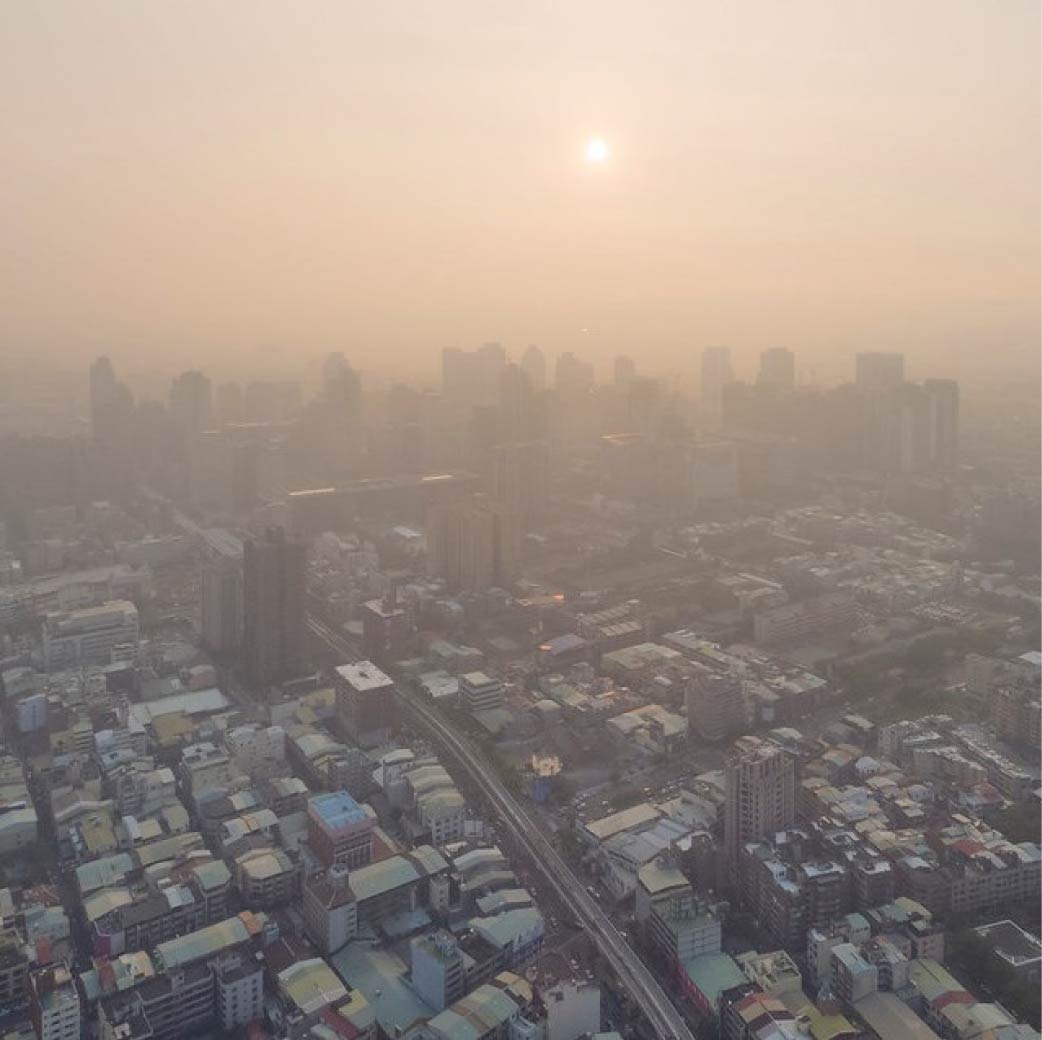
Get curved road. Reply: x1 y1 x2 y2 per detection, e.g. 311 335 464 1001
307 614 694 1040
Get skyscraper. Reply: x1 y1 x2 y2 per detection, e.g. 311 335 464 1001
555 352 594 396
442 343 506 409
521 345 547 393
427 493 520 592
89 356 133 443
242 527 306 688
757 348 795 391
855 352 905 391
700 346 734 430
200 530 244 655
169 370 213 434
614 355 637 386
724 736 796 865
498 363 537 442
493 441 550 527
215 382 244 427
924 378 959 472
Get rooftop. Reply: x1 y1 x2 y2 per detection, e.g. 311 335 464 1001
853 991 939 1039
424 981 521 1040
331 942 432 1036
335 662 393 692
583 802 661 842
154 911 265 971
975 919 1042 968
682 953 746 1006
309 791 370 832
279 958 347 1015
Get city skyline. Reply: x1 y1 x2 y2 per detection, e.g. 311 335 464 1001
1 1 1039 386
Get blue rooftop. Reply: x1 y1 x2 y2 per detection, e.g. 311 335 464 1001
310 790 367 830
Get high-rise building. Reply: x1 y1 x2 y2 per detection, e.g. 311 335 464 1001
169 370 213 434
241 527 306 688
334 661 397 748
499 363 537 442
855 352 904 391
442 343 506 409
897 383 933 473
361 591 413 663
215 382 243 427
521 344 547 392
200 530 244 655
700 347 734 429
862 378 959 475
427 493 520 592
89 356 133 444
686 673 745 742
924 378 959 472
757 348 795 391
724 736 796 865
614 355 637 386
493 441 549 527
555 352 595 396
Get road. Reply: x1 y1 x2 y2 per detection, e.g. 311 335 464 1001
307 613 695 1040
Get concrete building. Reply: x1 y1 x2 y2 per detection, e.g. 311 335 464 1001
974 920 1042 983
542 979 600 1040
831 943 878 1005
306 791 376 870
361 595 413 663
469 909 545 972
303 868 357 955
200 531 243 654
701 346 734 430
422 974 534 1040
758 348 795 391
213 951 265 1030
234 847 302 908
29 964 80 1040
855 352 905 390
637 858 722 968
42 600 139 670
428 493 520 592
98 914 269 1040
411 932 466 1012
688 437 740 511
179 742 239 798
493 441 549 528
242 527 306 688
348 846 449 926
334 661 397 748
459 672 504 714
0 930 27 1009
224 724 286 781
686 673 744 742
169 370 213 434
724 736 796 865
752 591 856 645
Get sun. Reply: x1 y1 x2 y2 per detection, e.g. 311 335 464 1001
585 137 609 163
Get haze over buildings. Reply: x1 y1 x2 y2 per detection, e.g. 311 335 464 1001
1 2 1039 387
0 7 1038 1040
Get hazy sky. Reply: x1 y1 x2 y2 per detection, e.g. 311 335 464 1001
2 1 1039 385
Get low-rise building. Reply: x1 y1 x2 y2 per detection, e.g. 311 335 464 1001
302 868 357 955
307 791 376 870
30 964 80 1040
42 600 139 671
